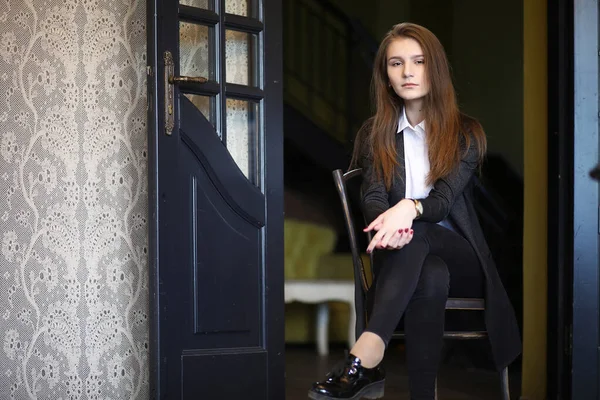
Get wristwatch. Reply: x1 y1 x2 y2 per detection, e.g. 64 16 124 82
408 198 423 219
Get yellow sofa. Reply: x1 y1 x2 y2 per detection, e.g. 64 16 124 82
284 218 371 344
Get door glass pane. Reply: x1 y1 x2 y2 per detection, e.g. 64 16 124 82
179 22 215 81
180 0 214 10
225 30 258 86
225 0 255 17
184 94 216 126
226 98 258 183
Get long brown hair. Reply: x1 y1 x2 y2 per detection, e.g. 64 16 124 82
351 23 486 189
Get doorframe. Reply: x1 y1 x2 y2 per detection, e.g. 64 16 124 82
263 0 286 397
146 0 160 397
547 0 574 398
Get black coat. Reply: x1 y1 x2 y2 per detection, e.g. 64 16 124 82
359 131 521 371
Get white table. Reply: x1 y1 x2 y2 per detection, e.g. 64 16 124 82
284 279 356 356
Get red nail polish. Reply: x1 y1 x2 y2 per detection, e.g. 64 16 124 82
410 229 414 234
404 228 409 233
398 229 403 233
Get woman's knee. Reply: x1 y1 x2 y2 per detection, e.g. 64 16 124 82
416 255 449 299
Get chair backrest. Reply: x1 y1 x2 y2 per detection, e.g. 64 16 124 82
332 168 371 337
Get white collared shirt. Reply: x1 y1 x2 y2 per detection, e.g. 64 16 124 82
397 107 433 200
397 108 455 231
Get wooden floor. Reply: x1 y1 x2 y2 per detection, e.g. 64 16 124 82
285 344 521 400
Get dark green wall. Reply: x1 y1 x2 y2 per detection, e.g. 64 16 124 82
450 1 524 177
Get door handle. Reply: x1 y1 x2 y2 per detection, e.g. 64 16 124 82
168 75 208 85
163 51 208 135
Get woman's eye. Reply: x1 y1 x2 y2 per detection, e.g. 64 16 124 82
415 60 424 65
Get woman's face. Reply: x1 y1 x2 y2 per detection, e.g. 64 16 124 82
386 37 430 103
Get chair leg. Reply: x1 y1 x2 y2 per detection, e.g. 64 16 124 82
347 300 356 350
500 366 510 400
316 303 329 356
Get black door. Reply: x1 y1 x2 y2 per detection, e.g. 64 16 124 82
147 0 284 398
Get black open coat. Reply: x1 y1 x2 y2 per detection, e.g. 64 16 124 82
359 131 521 371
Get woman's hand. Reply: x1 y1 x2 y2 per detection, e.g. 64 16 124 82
364 199 417 253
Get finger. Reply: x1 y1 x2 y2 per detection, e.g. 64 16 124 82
364 216 384 232
374 229 390 249
393 229 408 248
406 229 414 243
398 229 413 248
398 229 414 247
375 235 388 249
367 234 382 253
384 229 405 249
379 230 398 248
392 228 407 245
386 235 400 249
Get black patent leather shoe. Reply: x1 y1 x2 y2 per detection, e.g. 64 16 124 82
308 353 385 399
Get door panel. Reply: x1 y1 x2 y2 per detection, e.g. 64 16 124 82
186 162 261 337
180 97 265 223
181 350 267 398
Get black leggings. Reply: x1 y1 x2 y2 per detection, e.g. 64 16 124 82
365 221 484 400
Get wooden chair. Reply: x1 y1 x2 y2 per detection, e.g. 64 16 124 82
332 168 510 400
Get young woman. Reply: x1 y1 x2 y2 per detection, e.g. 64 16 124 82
308 23 521 400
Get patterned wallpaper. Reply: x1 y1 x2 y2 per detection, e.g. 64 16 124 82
0 0 149 398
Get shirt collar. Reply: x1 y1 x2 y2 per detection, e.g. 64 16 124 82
397 107 426 137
